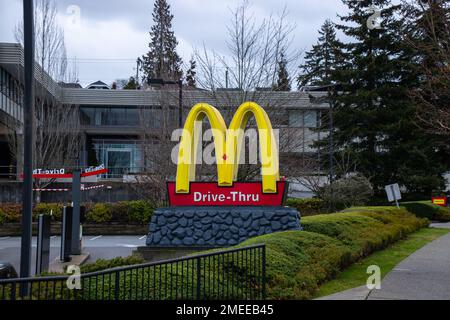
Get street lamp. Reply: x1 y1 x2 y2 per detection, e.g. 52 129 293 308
20 0 35 294
147 78 183 127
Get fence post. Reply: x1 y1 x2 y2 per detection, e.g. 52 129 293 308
115 271 120 300
261 245 266 300
196 257 201 300
11 283 17 301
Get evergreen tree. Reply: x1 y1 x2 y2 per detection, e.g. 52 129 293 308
402 0 450 141
274 52 291 91
185 57 197 87
141 0 182 82
123 76 138 90
328 0 446 194
297 20 344 89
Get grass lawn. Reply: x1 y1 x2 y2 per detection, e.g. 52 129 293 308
313 227 450 298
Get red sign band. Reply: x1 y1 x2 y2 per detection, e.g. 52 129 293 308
167 181 287 207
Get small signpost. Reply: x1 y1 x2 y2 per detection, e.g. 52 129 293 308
385 183 401 208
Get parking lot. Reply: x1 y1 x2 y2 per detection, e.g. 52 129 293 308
0 235 147 275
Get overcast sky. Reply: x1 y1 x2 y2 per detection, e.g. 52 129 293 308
0 0 348 87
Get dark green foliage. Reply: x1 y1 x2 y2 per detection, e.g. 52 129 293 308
86 203 112 223
241 206 427 299
0 200 155 225
308 0 448 195
185 57 197 87
141 0 183 82
286 198 327 216
402 201 450 222
79 256 145 273
273 52 291 91
297 19 343 88
123 76 138 90
401 0 450 142
320 175 374 209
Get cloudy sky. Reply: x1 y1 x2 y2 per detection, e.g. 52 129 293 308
0 0 348 87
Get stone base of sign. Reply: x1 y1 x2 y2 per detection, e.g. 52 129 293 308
146 206 301 247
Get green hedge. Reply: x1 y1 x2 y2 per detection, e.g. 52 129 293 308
401 201 450 222
0 200 155 225
286 198 327 216
236 206 427 299
78 256 145 273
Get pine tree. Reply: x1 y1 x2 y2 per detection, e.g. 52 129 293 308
123 76 138 90
273 52 291 91
297 20 344 89
185 57 197 87
402 0 450 139
328 0 446 194
141 0 183 82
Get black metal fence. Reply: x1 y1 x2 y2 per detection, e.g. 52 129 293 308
0 244 266 300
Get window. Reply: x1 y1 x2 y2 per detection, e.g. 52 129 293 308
288 110 303 127
80 106 140 126
304 111 317 128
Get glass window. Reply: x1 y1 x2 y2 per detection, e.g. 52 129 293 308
304 110 317 128
288 110 303 127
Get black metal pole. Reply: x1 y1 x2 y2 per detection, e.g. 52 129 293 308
71 170 81 254
20 0 35 292
178 80 183 127
328 90 334 212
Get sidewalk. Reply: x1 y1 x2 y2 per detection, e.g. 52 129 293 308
319 223 450 300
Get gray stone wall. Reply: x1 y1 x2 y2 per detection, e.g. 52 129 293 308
146 206 301 247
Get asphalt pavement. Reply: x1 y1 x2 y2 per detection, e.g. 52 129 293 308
0 235 147 275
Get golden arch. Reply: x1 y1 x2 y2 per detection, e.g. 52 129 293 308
176 102 280 193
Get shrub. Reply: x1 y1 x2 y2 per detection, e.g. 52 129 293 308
33 203 63 221
286 198 327 216
125 200 154 224
0 203 22 223
79 256 145 273
237 206 427 299
86 203 112 223
402 201 450 222
0 208 5 225
320 175 373 209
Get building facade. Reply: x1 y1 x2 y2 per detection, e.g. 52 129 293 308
0 42 330 201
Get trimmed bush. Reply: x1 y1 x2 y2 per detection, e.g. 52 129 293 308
402 201 450 222
33 203 63 221
320 175 374 209
286 198 327 216
237 206 427 299
79 256 145 273
0 203 22 223
0 208 5 225
0 201 155 225
86 203 112 223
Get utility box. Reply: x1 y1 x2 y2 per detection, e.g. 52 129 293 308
35 214 51 274
60 206 73 262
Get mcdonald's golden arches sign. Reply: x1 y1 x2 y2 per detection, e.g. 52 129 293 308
167 102 287 206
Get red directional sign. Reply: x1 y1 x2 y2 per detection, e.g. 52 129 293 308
167 181 287 207
20 165 107 179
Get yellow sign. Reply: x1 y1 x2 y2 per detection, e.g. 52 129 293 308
433 198 445 205
176 102 280 194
